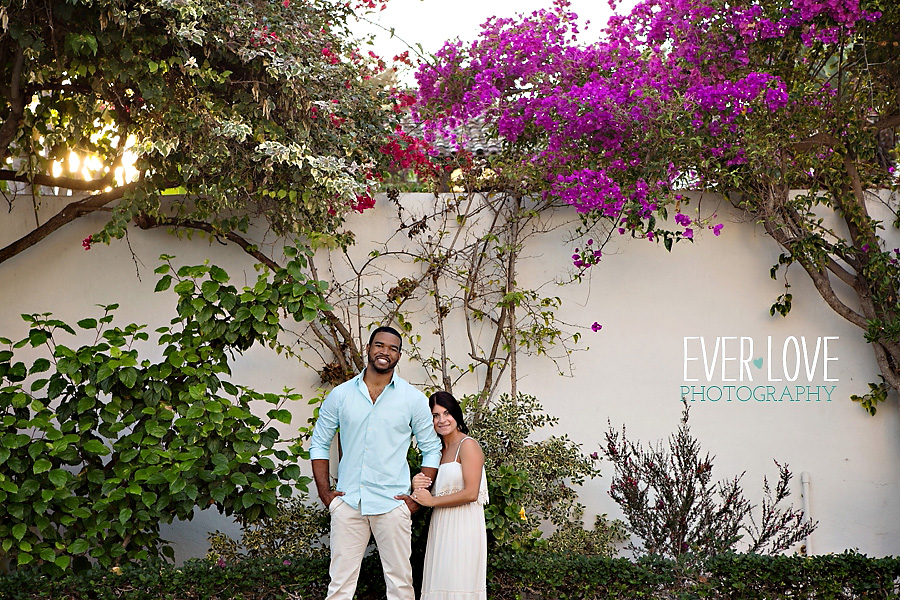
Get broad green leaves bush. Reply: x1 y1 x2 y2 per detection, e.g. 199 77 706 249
469 393 626 555
0 249 326 573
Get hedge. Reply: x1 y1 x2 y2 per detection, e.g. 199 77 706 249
0 551 897 599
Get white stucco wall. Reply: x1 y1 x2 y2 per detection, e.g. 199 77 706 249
1 192 898 561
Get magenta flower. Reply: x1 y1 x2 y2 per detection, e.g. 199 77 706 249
591 322 603 332
413 0 885 256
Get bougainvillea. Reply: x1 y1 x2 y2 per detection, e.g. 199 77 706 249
415 0 885 246
415 0 900 408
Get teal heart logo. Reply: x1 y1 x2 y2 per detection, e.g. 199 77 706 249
753 357 764 369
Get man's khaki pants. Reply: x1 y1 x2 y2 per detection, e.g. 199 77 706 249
325 498 414 600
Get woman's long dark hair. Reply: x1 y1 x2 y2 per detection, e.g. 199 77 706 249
429 391 469 447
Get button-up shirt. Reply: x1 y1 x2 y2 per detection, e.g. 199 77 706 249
308 369 442 515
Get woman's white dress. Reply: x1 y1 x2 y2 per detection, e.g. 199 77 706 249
420 438 489 600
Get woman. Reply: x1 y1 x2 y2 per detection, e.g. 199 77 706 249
410 391 488 600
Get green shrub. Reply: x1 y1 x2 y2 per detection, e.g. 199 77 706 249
1 552 896 600
470 393 626 555
603 400 816 559
207 497 330 563
0 253 326 573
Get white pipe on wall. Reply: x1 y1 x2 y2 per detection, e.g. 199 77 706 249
801 471 811 555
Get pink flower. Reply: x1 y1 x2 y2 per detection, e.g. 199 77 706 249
683 228 694 239
282 0 289 5
82 235 93 251
712 223 724 236
591 322 603 332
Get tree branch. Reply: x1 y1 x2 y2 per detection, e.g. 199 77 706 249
0 48 26 159
0 165 122 192
870 115 900 132
0 183 138 264
133 213 281 270
790 132 840 153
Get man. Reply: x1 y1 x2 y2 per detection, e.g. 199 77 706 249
309 326 442 600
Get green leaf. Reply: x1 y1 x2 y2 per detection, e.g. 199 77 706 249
155 275 173 292
267 409 292 424
83 439 110 455
39 546 56 562
169 477 186 494
201 279 220 300
173 280 194 295
19 478 39 497
29 330 48 347
186 404 205 419
210 486 227 504
281 464 301 480
33 458 52 474
145 422 168 439
48 469 70 488
209 266 229 283
29 357 51 374
68 539 89 554
119 367 138 389
12 523 26 540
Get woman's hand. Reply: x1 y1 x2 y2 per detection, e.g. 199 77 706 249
412 473 432 490
411 488 434 507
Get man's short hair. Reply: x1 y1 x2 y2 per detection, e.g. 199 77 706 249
368 326 403 351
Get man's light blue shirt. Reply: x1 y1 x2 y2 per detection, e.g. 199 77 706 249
308 369 442 516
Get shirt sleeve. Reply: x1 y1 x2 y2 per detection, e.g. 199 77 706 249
308 388 340 461
411 394 442 469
